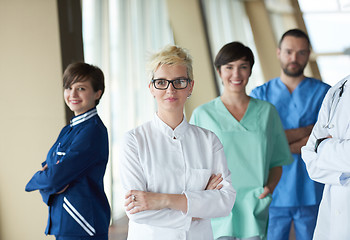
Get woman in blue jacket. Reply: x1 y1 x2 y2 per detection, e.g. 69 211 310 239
25 62 110 240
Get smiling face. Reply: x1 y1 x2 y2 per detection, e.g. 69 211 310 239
278 36 310 77
64 80 102 116
150 64 193 116
218 58 251 95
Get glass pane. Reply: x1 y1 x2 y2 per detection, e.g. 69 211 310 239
340 0 350 10
82 0 174 221
202 0 265 94
317 55 350 86
298 0 338 12
304 13 350 53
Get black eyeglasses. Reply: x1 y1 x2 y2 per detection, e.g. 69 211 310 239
151 78 190 90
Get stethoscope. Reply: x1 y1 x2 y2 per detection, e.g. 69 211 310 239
323 80 347 129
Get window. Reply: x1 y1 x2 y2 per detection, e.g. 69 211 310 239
82 0 174 221
201 0 265 94
299 0 350 85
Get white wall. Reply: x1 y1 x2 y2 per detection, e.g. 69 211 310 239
0 0 63 239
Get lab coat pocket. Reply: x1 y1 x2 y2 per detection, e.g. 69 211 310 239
61 196 96 236
186 168 211 191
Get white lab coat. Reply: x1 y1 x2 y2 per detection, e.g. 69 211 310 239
301 75 350 240
119 114 236 240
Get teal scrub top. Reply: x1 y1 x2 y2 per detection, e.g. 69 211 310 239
190 97 292 239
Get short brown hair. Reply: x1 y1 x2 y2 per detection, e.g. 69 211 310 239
214 42 255 72
278 29 310 49
63 62 105 106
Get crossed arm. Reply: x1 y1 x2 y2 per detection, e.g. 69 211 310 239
285 125 314 154
40 164 69 194
125 174 224 215
25 125 108 203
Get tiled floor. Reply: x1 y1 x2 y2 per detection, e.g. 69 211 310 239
108 215 296 240
109 215 128 240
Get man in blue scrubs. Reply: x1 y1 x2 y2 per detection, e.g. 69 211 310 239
250 29 330 240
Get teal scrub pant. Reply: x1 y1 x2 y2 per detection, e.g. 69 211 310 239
268 205 319 240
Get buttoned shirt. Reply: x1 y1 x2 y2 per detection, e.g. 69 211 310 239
302 75 350 240
119 114 236 240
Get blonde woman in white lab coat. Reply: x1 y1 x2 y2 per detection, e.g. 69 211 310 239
302 74 350 240
119 45 236 240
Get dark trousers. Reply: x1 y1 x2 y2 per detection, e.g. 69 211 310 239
56 235 108 240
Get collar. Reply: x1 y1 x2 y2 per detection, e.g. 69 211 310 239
70 108 98 127
153 113 189 139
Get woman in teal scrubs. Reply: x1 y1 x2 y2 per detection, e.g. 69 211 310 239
190 42 292 240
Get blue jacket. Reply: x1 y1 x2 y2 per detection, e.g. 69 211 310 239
25 108 110 238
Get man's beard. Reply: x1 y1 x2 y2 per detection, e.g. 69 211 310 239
282 62 306 77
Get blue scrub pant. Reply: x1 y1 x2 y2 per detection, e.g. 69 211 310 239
56 235 108 240
267 205 319 240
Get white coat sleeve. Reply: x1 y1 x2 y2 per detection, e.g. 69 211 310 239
301 88 349 186
317 138 350 174
119 131 192 231
184 135 236 219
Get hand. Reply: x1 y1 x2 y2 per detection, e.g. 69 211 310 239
56 185 69 194
258 186 271 199
125 190 165 214
40 164 48 171
289 136 309 154
205 173 223 190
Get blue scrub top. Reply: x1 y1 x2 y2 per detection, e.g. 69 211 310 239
250 77 330 207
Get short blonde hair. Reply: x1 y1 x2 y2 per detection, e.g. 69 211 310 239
148 45 193 81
